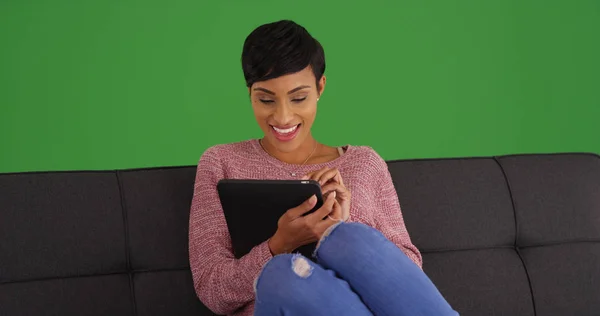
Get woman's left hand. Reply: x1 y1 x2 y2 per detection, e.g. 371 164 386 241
302 167 350 221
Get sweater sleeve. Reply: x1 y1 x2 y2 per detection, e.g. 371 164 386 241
188 147 273 315
369 150 423 268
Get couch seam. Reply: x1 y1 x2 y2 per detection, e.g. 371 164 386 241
411 239 600 254
518 239 600 248
420 245 515 254
116 171 138 316
492 157 520 248
494 156 537 316
0 267 192 286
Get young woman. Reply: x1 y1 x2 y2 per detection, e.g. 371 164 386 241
189 20 457 316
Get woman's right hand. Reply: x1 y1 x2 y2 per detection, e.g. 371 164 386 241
268 192 342 255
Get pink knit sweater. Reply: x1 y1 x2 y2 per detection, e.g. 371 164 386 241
189 139 422 316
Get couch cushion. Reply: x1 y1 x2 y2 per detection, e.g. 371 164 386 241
0 272 133 316
521 243 600 315
134 270 215 316
498 154 600 246
423 249 534 315
387 158 516 252
118 167 196 271
0 172 127 283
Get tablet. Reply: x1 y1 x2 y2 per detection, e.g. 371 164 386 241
217 179 324 260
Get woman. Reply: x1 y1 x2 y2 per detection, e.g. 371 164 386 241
189 20 457 316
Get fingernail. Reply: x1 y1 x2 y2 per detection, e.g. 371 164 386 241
301 176 308 180
332 191 337 199
309 195 316 204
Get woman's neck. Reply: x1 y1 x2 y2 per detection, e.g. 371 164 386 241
259 137 319 165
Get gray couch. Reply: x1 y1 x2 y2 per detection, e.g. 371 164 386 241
1 153 599 315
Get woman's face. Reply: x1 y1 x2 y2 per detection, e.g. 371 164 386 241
250 66 326 154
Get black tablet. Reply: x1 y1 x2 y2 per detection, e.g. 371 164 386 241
217 179 324 260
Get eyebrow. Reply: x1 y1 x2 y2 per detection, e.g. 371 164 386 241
253 85 311 95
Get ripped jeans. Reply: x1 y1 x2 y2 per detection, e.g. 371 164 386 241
253 222 458 316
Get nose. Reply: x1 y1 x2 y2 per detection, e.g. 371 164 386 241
272 103 294 125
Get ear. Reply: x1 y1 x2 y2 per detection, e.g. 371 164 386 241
317 75 326 98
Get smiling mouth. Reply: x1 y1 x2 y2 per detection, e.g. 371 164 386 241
271 124 300 134
270 123 301 141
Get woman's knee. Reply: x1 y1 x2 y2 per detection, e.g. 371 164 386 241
254 254 315 299
315 222 382 254
254 252 374 315
314 222 412 270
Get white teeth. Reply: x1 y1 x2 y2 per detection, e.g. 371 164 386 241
272 125 298 134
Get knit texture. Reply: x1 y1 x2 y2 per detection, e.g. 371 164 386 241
189 139 422 316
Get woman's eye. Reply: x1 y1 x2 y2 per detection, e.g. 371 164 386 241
259 99 275 104
292 97 307 103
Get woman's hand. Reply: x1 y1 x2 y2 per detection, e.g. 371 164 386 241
302 167 351 221
268 193 342 255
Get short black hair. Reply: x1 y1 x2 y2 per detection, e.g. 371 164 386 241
241 20 326 89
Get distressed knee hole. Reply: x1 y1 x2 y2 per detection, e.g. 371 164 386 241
292 255 313 278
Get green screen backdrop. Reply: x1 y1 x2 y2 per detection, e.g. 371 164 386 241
1 1 599 173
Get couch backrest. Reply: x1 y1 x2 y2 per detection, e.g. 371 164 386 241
1 153 599 316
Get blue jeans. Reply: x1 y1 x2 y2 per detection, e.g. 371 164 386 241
254 222 458 316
